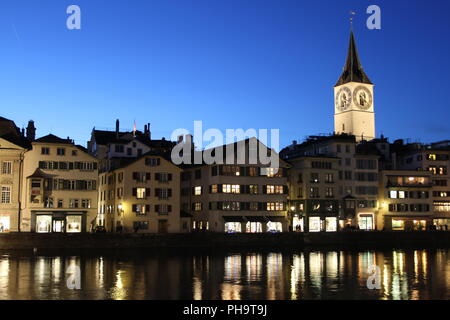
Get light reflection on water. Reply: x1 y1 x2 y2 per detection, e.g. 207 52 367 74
0 249 448 300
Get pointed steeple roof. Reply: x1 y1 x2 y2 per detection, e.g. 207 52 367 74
335 31 372 86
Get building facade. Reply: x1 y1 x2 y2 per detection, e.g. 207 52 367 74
98 154 190 233
181 138 290 233
21 135 99 233
378 170 433 231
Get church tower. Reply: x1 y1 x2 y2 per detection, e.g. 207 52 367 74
334 31 375 141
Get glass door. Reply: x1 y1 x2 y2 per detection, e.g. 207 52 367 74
53 220 65 233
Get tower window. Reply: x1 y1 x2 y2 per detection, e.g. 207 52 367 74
342 124 345 131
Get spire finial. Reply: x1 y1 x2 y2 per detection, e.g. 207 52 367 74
349 11 356 30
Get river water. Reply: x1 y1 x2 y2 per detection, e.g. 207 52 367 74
0 248 448 300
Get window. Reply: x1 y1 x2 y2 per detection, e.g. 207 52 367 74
267 202 284 211
266 185 283 194
249 185 258 194
325 187 334 198
309 187 320 198
72 150 78 156
57 199 63 208
41 147 50 155
115 145 124 153
325 217 337 232
136 188 146 199
210 184 218 194
325 173 334 183
44 197 54 208
248 167 258 177
195 169 202 179
127 148 132 156
1 186 11 204
69 199 79 208
133 204 149 215
145 158 160 167
309 217 321 232
310 173 319 183
66 216 82 233
133 221 149 230
57 148 65 156
1 162 12 175
389 190 397 199
81 199 91 209
263 167 282 177
223 184 240 194
194 202 202 211
194 186 202 196
392 219 404 231
222 166 240 176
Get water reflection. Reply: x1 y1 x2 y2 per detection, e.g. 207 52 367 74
0 249 447 300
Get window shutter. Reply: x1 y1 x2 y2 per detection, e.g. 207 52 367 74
192 187 195 195
145 188 150 197
209 202 212 210
155 188 160 197
218 201 223 210
218 184 223 193
146 173 151 181
240 167 246 176
146 205 150 213
283 185 289 194
132 188 137 197
262 185 267 194
168 205 172 213
209 185 212 193
168 174 172 181
258 202 263 211
218 165 223 175
191 203 195 211
168 189 172 197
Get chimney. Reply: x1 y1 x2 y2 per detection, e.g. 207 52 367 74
147 123 151 140
115 119 120 139
26 120 36 141
177 135 183 143
144 124 148 136
21 128 25 137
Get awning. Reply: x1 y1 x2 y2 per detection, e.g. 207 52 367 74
266 216 286 222
223 216 245 222
245 216 266 222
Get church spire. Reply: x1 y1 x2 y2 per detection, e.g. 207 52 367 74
335 31 372 86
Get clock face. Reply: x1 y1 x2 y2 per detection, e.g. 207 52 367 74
335 87 352 112
353 86 373 110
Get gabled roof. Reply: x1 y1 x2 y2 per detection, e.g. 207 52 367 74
35 134 73 145
0 133 31 149
0 116 21 138
92 129 175 149
335 31 372 86
27 168 51 179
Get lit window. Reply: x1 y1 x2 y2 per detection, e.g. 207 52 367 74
194 186 202 196
66 216 82 233
136 188 146 199
389 190 397 199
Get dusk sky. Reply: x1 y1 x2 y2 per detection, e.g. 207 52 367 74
1 0 449 149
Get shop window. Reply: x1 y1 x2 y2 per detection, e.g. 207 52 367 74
0 216 10 233
66 216 82 233
392 219 405 231
325 217 337 232
36 215 52 233
293 216 303 232
246 222 262 233
309 217 321 232
359 215 373 230
267 222 282 233
225 222 242 233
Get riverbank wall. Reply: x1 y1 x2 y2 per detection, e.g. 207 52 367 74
0 231 449 251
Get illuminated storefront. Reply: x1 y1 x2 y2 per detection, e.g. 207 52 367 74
0 216 10 233
293 215 304 232
225 222 242 233
309 217 321 232
267 221 282 233
32 212 86 233
325 217 337 232
358 214 374 230
246 222 262 233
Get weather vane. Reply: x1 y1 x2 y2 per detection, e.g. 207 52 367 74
349 10 356 30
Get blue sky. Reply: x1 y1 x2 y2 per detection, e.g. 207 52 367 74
1 0 449 149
